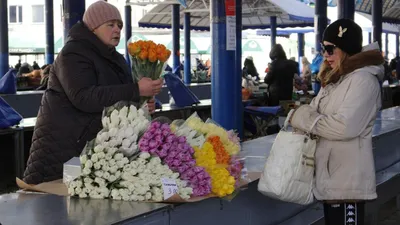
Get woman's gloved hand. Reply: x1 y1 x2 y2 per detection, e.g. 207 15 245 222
138 77 163 96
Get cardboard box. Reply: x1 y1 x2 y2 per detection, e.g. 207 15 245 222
63 157 81 184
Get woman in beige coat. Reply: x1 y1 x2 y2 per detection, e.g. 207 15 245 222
289 19 384 225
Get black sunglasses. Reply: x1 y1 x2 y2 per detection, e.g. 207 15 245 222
320 43 336 55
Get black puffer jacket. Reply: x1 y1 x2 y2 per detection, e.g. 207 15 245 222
264 44 298 106
23 22 140 184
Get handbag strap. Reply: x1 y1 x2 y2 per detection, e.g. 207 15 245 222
283 109 296 130
283 110 324 133
309 114 324 133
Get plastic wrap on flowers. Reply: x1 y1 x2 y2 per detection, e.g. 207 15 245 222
184 113 241 155
80 139 96 159
101 101 150 122
171 118 205 148
170 119 185 132
152 116 172 125
139 121 212 197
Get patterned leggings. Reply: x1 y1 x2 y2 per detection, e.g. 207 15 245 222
323 202 365 225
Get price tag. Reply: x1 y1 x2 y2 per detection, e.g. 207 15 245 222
161 178 178 200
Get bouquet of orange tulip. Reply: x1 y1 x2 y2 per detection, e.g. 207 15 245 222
128 40 171 82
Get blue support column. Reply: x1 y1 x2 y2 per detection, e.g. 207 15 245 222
298 33 305 63
62 0 85 44
270 16 277 47
337 0 355 20
372 0 382 49
125 5 132 65
211 0 239 131
0 0 9 78
368 32 372 44
396 33 399 58
385 33 389 58
172 4 180 74
45 0 54 64
235 0 243 137
315 0 328 52
184 12 191 84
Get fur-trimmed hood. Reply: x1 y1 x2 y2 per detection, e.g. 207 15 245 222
320 42 384 87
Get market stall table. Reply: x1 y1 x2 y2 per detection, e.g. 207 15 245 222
1 106 400 225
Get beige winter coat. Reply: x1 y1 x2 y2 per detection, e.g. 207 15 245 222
290 43 384 201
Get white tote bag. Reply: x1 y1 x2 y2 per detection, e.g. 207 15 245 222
257 110 323 205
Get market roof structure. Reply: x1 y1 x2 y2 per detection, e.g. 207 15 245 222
327 6 399 34
382 1 400 24
138 0 316 31
311 0 400 24
256 7 400 37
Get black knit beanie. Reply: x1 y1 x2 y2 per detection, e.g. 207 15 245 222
322 19 363 55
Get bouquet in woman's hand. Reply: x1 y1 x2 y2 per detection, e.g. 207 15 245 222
128 40 171 104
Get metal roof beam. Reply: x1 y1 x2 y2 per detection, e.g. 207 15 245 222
126 0 180 6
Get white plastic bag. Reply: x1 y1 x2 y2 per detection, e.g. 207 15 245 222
257 110 323 205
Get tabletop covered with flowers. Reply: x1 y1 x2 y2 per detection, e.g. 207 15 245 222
18 100 254 203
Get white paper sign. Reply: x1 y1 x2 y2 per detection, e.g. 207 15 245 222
226 16 236 51
161 178 178 200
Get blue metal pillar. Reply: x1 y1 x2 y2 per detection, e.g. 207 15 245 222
315 0 328 52
211 0 239 131
172 4 180 74
385 33 389 58
0 0 9 77
62 0 85 44
396 34 399 58
45 0 54 64
270 16 277 47
368 32 372 44
372 0 382 49
184 12 191 84
125 5 132 65
337 0 355 20
298 33 305 63
235 0 243 137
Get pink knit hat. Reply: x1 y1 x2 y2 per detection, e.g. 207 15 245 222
83 1 123 31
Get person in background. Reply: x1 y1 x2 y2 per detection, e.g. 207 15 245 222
243 56 260 81
301 57 312 89
23 1 163 184
397 58 400 80
264 62 271 74
36 64 51 90
15 59 21 71
18 63 33 76
264 44 298 106
289 19 384 225
32 61 40 70
290 57 300 74
205 58 211 77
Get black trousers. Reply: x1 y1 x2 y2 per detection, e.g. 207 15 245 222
323 202 365 225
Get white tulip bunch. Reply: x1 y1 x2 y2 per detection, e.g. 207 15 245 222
98 105 150 157
110 152 193 201
68 147 130 199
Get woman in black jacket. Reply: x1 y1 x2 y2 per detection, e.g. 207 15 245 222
23 1 163 184
264 44 298 106
242 56 260 81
